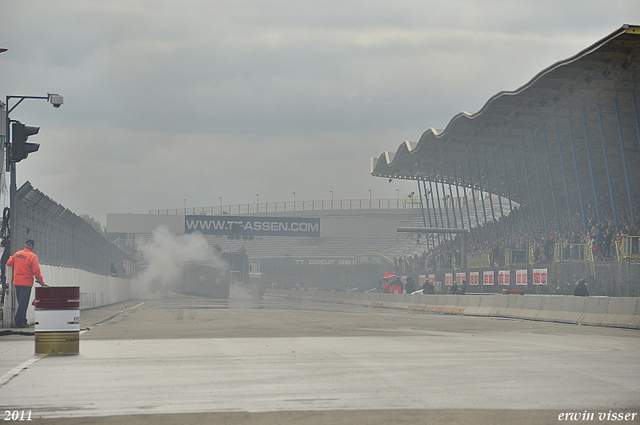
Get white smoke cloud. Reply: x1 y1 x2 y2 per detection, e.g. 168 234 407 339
131 226 226 298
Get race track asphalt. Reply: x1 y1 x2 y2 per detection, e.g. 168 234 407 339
1 293 639 425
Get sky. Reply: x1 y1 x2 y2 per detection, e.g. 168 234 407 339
1 0 639 225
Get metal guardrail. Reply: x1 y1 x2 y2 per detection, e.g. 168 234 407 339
554 243 592 263
616 236 640 260
150 197 513 217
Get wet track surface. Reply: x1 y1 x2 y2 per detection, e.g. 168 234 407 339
1 293 639 425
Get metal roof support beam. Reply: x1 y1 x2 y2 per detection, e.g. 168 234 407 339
500 144 516 234
597 104 618 229
555 124 574 233
474 158 490 242
417 180 427 228
440 175 452 231
425 181 433 228
520 135 536 233
422 180 436 247
511 144 527 236
422 180 436 246
483 153 499 239
433 172 446 237
457 164 473 233
397 227 469 270
568 117 588 233
582 108 601 224
453 169 465 230
490 145 506 237
531 129 548 233
427 178 443 246
447 172 457 229
542 126 560 232
428 177 439 229
614 99 635 228
466 159 482 242
429 179 446 243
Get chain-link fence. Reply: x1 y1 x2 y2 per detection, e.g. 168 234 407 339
13 181 135 276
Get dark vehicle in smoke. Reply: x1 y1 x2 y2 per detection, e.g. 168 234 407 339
178 248 265 300
178 262 231 299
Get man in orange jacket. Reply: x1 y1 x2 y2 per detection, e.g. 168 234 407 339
7 239 47 328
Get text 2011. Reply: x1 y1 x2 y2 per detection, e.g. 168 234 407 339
4 411 32 421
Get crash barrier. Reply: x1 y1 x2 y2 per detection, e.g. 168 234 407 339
266 289 640 330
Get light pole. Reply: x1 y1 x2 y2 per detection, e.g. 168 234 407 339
183 198 186 214
219 196 223 214
368 189 372 208
255 193 259 213
5 93 63 250
292 192 296 210
3 92 63 328
330 190 333 209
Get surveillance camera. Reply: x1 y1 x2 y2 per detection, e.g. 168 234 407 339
49 94 63 108
388 178 393 183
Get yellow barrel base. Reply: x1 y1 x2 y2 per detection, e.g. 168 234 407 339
35 331 79 355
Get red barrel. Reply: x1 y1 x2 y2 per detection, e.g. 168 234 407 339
34 287 80 309
34 287 80 355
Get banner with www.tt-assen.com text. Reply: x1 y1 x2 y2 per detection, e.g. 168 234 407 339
185 215 320 237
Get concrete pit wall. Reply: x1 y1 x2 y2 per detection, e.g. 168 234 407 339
267 289 640 330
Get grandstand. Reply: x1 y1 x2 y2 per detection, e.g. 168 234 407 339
369 24 640 296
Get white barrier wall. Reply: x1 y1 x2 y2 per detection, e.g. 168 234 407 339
4 265 132 327
267 290 640 330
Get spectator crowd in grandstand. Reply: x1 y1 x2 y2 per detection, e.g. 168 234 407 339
394 187 640 277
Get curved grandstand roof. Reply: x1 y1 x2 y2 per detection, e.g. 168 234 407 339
371 25 640 211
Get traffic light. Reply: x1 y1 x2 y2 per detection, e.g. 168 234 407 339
11 121 40 163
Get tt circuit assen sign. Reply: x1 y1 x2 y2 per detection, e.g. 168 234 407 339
185 215 320 237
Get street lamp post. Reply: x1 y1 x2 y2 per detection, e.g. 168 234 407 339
330 190 333 209
3 93 63 328
255 193 259 213
292 192 296 211
219 196 223 214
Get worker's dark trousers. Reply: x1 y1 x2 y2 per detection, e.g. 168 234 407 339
14 285 32 326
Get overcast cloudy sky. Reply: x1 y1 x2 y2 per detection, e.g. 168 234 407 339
1 1 638 224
